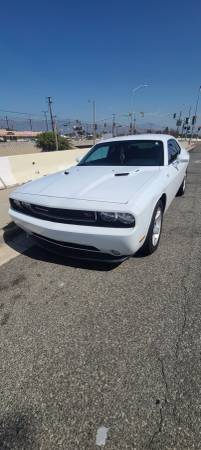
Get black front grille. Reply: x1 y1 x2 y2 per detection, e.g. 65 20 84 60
10 199 134 228
10 199 97 225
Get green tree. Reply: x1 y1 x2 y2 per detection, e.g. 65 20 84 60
36 132 72 152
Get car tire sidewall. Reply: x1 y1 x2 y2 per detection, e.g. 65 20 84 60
181 175 186 194
141 200 163 255
177 173 187 196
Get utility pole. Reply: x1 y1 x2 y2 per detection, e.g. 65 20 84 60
42 111 48 131
29 118 33 131
112 114 116 137
133 113 136 134
47 97 58 150
190 85 201 143
47 96 54 132
92 100 96 145
5 116 9 130
88 99 96 144
129 112 133 134
53 116 59 151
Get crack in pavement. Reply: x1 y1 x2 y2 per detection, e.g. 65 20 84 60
147 231 197 448
171 250 197 448
146 357 169 449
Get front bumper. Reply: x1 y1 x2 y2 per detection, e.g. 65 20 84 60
9 208 140 258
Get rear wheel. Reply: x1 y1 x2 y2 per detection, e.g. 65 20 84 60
141 200 163 256
176 174 186 196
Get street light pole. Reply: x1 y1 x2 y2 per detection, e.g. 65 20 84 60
185 106 191 139
190 85 201 143
131 84 148 134
176 111 182 135
29 118 33 131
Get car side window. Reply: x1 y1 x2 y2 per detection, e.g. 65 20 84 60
174 141 181 154
85 145 110 163
168 140 179 164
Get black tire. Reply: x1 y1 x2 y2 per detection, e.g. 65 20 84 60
141 200 163 256
176 174 186 197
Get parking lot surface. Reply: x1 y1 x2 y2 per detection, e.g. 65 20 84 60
0 146 201 449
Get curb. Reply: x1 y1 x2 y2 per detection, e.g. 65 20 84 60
0 222 22 245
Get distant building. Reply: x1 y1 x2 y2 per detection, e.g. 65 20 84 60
0 129 42 142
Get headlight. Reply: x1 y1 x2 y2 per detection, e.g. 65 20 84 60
99 211 135 227
100 212 117 222
10 198 21 209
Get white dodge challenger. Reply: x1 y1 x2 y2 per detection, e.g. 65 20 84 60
9 134 189 262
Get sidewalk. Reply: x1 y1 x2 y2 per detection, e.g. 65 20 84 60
0 187 20 243
0 187 14 230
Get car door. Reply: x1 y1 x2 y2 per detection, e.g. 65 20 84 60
165 139 184 205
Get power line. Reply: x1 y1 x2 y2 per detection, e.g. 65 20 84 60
0 109 43 117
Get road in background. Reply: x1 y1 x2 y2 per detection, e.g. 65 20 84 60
0 146 201 449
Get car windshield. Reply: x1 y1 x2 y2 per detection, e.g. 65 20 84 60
79 140 164 166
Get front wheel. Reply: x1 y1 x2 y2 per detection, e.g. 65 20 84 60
141 200 163 256
176 174 186 196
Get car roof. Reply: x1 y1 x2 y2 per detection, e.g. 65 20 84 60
98 134 175 144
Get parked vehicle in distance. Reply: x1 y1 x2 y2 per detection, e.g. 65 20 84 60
9 135 189 262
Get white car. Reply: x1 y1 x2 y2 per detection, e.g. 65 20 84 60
9 134 189 262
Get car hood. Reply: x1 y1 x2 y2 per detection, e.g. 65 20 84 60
13 166 160 204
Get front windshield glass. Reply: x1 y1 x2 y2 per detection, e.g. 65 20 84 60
79 140 164 166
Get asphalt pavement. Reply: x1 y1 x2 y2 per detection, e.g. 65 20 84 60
0 146 201 450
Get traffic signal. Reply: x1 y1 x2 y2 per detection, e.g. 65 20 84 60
173 113 177 119
192 115 196 125
185 117 189 124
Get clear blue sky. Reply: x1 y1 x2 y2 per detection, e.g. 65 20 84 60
0 0 201 126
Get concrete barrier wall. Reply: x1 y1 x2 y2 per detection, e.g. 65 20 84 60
0 140 195 190
0 148 89 190
178 139 194 150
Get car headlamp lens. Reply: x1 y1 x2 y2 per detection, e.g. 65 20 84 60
12 199 21 208
117 212 135 224
99 211 135 227
100 212 118 222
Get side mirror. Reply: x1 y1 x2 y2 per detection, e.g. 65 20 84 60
177 153 189 163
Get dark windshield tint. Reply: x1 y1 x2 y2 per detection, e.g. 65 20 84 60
79 140 164 166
